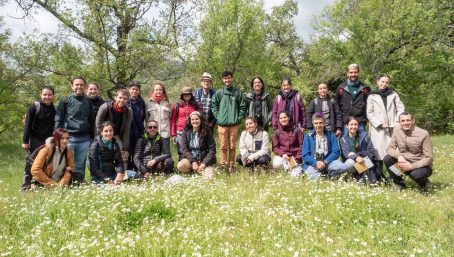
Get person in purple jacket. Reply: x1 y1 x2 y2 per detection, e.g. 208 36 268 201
271 77 306 133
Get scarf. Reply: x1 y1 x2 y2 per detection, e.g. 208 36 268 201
371 88 394 109
113 102 124 113
151 94 165 104
252 91 263 118
280 90 297 115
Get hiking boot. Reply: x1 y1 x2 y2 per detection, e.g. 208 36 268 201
422 180 431 195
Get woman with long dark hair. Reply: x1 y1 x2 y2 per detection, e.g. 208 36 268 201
245 77 273 131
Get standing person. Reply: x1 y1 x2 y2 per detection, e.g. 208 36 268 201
245 77 273 131
89 122 135 184
367 74 405 176
176 111 216 178
55 76 93 184
95 89 133 165
194 72 216 130
302 113 348 179
306 83 343 137
134 120 174 178
272 77 306 133
211 71 246 172
170 86 198 158
30 128 74 188
145 83 172 155
126 80 146 170
272 111 303 171
340 116 381 184
87 82 105 138
236 117 271 169
336 63 370 132
21 86 57 190
384 112 433 192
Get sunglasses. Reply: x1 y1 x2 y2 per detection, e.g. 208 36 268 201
148 125 158 129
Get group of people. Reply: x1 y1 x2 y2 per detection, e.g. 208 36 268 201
21 64 434 192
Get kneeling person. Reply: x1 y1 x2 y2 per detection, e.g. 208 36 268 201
384 112 433 191
303 113 347 179
177 111 216 178
89 122 134 184
236 117 271 169
134 120 174 178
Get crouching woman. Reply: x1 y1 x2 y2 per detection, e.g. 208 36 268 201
89 122 136 184
236 117 271 169
177 111 216 178
31 128 74 188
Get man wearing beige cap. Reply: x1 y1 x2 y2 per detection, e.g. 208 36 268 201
194 72 216 130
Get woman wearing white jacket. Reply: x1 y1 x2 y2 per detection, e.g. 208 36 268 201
236 117 271 170
367 74 405 175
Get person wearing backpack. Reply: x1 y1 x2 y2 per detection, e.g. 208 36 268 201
271 77 306 133
336 64 370 133
272 111 304 171
245 77 273 131
30 128 74 188
193 72 216 130
134 120 174 178
21 86 57 191
89 122 136 184
170 86 198 158
306 83 343 137
55 76 94 184
211 71 246 173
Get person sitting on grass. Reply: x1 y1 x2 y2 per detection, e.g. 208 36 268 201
302 113 348 179
89 122 136 184
272 111 304 171
31 128 74 188
176 111 216 179
236 117 271 170
384 112 433 192
340 116 382 184
134 120 174 178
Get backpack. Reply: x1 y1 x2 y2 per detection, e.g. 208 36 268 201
23 101 56 128
220 87 240 99
313 97 336 108
24 144 57 188
275 126 300 141
276 93 301 106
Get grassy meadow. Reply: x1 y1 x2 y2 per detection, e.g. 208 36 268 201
0 135 453 256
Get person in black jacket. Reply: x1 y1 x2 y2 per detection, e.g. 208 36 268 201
89 122 136 184
134 120 174 178
21 86 57 190
176 111 216 178
127 80 147 171
336 64 370 133
87 82 105 138
306 83 343 137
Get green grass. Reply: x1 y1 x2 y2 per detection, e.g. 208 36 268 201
0 136 453 256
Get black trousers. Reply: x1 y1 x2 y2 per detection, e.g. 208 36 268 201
383 155 432 188
21 137 46 191
236 154 271 167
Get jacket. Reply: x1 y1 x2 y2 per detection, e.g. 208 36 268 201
336 82 370 124
272 124 303 163
211 86 246 126
366 90 405 159
55 94 93 136
146 98 172 138
31 137 74 187
271 90 306 130
239 129 270 161
386 126 433 169
245 91 273 130
23 102 56 143
89 136 124 181
89 96 105 138
193 88 216 124
170 100 198 137
95 101 133 150
179 129 216 165
340 130 375 161
127 96 146 138
302 129 340 170
133 134 171 175
306 97 343 131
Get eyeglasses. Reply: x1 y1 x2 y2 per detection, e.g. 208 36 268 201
148 125 158 129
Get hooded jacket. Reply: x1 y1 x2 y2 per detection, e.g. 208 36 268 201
31 137 74 187
211 86 246 126
89 136 124 181
170 97 198 137
336 81 370 124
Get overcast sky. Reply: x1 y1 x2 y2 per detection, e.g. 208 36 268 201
0 0 334 42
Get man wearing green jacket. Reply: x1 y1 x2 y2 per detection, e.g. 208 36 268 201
211 71 246 172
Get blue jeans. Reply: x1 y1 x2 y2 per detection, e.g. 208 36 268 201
91 170 138 184
68 135 91 183
305 160 348 179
